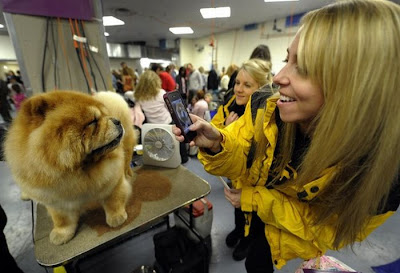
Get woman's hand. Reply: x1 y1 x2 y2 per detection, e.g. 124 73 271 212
224 188 242 208
172 114 222 153
225 111 239 126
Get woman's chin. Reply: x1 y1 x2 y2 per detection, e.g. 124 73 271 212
235 98 247 105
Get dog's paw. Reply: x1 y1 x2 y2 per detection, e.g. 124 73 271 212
20 192 31 201
49 226 76 245
106 210 128 227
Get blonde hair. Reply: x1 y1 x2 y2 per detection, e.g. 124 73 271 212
240 58 273 88
270 0 400 248
226 64 238 77
134 70 161 101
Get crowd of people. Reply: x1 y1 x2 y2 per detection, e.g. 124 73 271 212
111 59 260 123
114 58 269 163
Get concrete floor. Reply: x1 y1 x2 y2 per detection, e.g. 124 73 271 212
1 118 399 273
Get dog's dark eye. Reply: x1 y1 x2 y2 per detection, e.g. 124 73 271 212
87 118 97 127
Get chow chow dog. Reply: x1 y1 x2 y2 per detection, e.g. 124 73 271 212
4 90 136 245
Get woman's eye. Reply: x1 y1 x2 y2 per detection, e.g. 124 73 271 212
283 58 288 63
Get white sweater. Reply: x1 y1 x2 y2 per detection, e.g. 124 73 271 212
138 89 172 124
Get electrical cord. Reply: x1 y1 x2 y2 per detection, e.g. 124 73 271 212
41 18 50 92
68 18 91 94
57 17 73 89
50 17 58 89
74 19 93 92
80 20 107 91
78 20 98 91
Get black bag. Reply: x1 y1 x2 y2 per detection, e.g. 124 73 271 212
153 226 208 273
0 125 7 161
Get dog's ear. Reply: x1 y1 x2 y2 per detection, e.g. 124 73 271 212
20 95 54 125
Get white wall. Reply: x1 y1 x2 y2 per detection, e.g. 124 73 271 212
179 39 194 68
0 35 17 61
0 61 19 81
180 17 300 75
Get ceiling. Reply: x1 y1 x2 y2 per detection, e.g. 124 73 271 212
101 0 335 45
1 0 400 46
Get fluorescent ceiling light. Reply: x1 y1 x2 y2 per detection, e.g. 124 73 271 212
169 27 194 35
200 7 231 19
140 58 171 70
104 32 110 37
264 0 299 2
0 24 4 29
102 16 125 26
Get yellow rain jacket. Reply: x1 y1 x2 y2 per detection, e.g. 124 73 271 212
210 91 236 130
198 91 397 269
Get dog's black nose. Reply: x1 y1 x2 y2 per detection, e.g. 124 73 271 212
111 118 121 126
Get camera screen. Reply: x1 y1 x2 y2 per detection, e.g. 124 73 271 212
171 100 191 134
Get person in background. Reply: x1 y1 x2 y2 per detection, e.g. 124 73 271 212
187 63 204 104
151 63 176 92
210 58 273 262
122 67 134 93
198 66 208 91
166 64 177 84
249 44 271 62
134 69 140 85
0 79 12 123
111 70 118 91
207 65 220 100
120 62 137 89
228 44 271 91
173 1 400 272
212 59 273 129
187 96 197 114
191 90 212 119
220 64 238 92
7 76 25 96
111 70 124 95
176 66 188 104
1 204 24 272
136 70 189 163
134 70 171 124
6 71 15 84
15 70 24 85
11 84 26 111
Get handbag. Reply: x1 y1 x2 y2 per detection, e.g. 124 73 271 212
153 226 208 273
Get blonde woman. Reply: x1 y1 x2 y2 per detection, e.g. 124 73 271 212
134 70 171 124
174 1 400 272
212 58 272 129
210 58 273 261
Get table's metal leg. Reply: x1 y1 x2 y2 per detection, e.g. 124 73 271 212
63 260 81 273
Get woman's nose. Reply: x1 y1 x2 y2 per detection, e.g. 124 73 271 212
273 67 289 86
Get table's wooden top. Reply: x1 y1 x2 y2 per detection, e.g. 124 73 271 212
34 165 210 267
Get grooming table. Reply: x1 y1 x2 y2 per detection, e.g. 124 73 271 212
33 165 211 270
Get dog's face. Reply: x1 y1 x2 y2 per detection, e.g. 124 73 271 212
19 91 124 171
